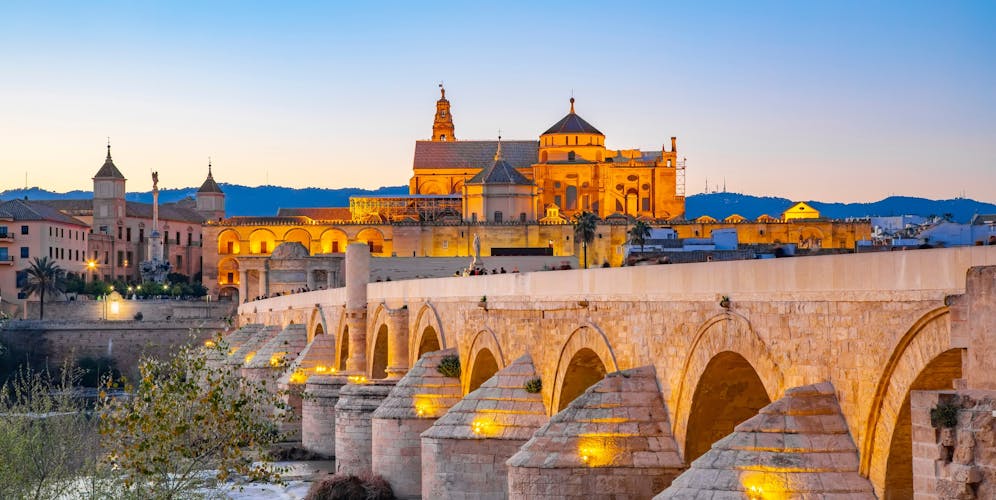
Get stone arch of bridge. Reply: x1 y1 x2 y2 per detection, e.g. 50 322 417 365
366 304 392 379
335 308 349 371
550 324 620 416
672 312 783 457
306 307 327 343
861 306 959 497
410 303 446 366
463 328 506 395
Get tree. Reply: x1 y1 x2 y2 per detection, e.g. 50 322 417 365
572 211 598 269
99 338 288 497
629 220 652 254
19 257 64 320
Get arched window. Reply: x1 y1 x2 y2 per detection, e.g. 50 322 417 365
565 186 578 210
440 134 447 141
568 151 576 162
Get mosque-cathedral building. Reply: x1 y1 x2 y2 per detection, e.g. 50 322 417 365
202 87 870 302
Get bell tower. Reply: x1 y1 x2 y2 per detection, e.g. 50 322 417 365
431 83 455 142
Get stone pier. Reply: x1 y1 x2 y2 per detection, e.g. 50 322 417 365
508 366 684 499
302 374 347 459
421 355 548 499
241 323 308 389
657 382 875 498
371 349 463 499
334 380 396 475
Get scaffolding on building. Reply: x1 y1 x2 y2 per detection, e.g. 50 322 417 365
349 195 462 223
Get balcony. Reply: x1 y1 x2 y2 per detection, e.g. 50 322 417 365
0 256 13 265
0 233 13 243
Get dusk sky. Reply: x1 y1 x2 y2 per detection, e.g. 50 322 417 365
1 1 993 202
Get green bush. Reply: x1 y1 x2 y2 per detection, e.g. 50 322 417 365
523 377 542 394
436 354 461 379
0 366 100 499
930 400 960 428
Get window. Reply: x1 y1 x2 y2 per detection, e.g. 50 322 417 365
49 247 53 258
103 251 109 265
175 232 180 245
176 255 182 268
494 211 503 223
21 225 28 235
226 241 234 254
440 134 447 141
566 186 578 210
554 195 562 207
117 251 124 267
227 272 234 284
568 151 576 161
442 240 449 249
126 227 131 241
0 248 7 261
126 251 133 266
49 227 53 236
0 226 7 236
20 247 28 258
187 233 192 246
520 213 527 222
99 226 108 234
118 226 123 240
260 241 268 253
642 197 651 211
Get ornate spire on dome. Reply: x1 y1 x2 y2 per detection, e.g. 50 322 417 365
494 132 503 161
569 96 575 114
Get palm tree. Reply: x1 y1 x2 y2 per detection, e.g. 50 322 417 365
20 256 65 320
572 211 598 269
629 220 652 254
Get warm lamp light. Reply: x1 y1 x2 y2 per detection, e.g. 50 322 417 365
289 370 308 384
347 375 368 384
244 352 256 364
204 340 216 348
109 300 119 315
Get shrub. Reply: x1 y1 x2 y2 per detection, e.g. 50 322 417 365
133 311 144 321
306 472 396 500
99 338 289 496
930 400 960 428
436 354 461 379
0 366 100 499
523 377 542 394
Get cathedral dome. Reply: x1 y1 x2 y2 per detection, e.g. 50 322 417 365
541 98 603 136
93 144 126 179
197 163 223 194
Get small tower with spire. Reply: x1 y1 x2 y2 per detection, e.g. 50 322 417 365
431 83 456 142
195 158 226 222
92 139 127 236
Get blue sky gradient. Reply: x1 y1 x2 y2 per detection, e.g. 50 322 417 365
1 1 993 202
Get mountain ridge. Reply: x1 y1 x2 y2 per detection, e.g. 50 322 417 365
2 186 993 223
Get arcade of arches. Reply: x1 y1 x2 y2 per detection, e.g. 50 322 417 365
237 247 996 497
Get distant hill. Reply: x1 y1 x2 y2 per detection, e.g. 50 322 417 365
686 193 996 224
3 186 993 222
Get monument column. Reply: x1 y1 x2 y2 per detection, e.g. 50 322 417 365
385 307 410 379
345 243 370 374
238 270 248 302
259 261 270 297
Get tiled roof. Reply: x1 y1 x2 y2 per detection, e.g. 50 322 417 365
542 112 603 136
277 207 352 220
124 201 206 224
197 173 223 194
468 157 533 185
0 199 90 226
94 150 126 179
39 197 205 224
413 140 538 170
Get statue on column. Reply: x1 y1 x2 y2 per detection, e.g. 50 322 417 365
139 171 172 283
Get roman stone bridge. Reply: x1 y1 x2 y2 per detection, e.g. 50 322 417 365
233 245 996 499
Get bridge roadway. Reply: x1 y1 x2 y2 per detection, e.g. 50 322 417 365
237 245 996 498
